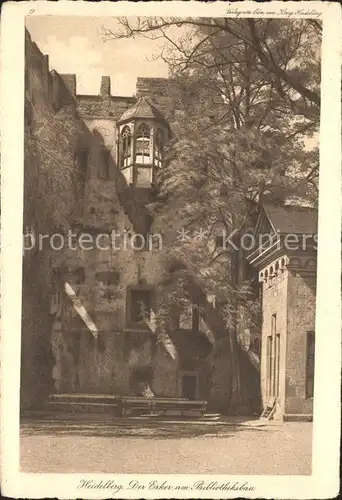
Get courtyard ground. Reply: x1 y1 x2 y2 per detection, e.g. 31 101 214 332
20 415 312 475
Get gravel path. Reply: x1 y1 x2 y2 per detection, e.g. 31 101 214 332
20 418 312 475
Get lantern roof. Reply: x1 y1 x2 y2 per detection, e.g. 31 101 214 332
118 97 167 124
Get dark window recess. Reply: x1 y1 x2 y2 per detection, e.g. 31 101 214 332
192 305 200 332
182 374 197 400
215 235 224 248
98 149 110 180
244 262 257 282
89 207 96 214
130 289 152 323
71 267 85 285
95 271 120 287
130 366 153 396
76 149 88 171
306 331 315 398
266 335 273 399
97 334 106 353
251 338 261 354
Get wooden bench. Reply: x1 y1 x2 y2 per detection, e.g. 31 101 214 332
155 399 207 417
120 397 154 416
47 394 122 415
119 397 207 417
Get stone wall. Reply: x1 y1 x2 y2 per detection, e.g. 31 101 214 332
261 262 289 417
286 269 316 416
77 95 135 121
22 30 93 410
25 30 51 130
260 254 316 419
21 277 55 409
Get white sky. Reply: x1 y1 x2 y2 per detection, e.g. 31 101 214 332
26 16 169 96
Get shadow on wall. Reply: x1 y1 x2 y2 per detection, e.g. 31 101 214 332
237 346 262 416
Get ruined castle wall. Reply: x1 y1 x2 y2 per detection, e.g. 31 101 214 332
25 30 51 130
22 30 93 410
23 36 226 405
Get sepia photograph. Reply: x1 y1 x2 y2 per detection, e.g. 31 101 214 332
0 1 341 498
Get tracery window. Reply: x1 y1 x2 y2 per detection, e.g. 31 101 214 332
120 126 131 169
135 123 150 164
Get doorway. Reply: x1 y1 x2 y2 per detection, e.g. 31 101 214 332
130 366 153 396
180 371 199 400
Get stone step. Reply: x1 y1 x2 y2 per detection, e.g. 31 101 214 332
46 394 122 415
48 393 121 404
45 401 121 415
202 413 221 420
22 413 223 425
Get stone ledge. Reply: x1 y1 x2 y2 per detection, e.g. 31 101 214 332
283 413 313 422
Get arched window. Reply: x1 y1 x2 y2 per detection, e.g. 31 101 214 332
120 126 131 169
135 123 150 164
155 128 164 168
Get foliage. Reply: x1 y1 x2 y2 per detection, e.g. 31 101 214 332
24 101 89 297
102 17 321 409
103 17 320 202
24 104 87 235
103 17 320 115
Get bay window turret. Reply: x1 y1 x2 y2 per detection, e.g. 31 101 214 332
117 97 169 188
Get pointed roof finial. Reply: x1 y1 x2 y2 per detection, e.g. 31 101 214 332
118 96 166 124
